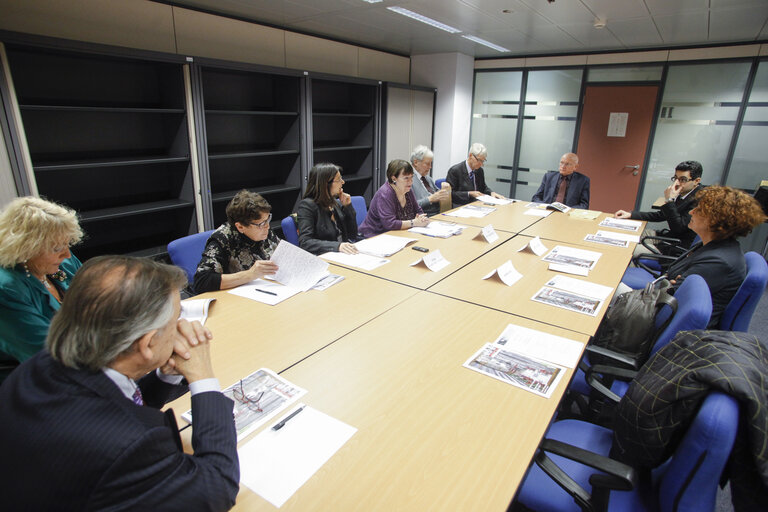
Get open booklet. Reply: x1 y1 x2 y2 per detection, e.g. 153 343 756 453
526 201 571 213
182 368 307 441
179 298 215 325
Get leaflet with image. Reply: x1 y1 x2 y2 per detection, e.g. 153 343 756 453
182 368 307 441
599 217 642 232
530 275 612 317
463 343 565 399
596 230 640 243
409 221 464 238
491 323 584 368
541 245 601 270
584 233 629 247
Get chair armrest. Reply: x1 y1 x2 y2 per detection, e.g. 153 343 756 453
585 345 640 370
534 438 638 512
585 364 638 404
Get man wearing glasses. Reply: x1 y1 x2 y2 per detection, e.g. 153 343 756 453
446 142 506 206
532 152 591 209
615 160 704 253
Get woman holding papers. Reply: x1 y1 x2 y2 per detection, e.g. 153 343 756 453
662 186 765 327
0 197 83 382
193 190 280 294
297 163 359 255
359 159 429 238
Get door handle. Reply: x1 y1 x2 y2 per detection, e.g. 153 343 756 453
624 165 640 176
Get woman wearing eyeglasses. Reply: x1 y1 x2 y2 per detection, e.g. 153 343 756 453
193 189 280 294
359 159 429 238
0 196 83 382
297 163 359 255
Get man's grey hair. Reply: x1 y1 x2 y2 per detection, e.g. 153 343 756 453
410 145 434 163
47 256 187 371
469 142 487 158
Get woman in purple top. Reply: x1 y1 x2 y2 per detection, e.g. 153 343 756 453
359 159 430 238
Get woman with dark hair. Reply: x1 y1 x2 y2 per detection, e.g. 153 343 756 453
359 159 429 238
296 163 359 255
665 185 766 327
193 189 280 293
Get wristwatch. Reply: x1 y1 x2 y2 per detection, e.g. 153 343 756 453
666 196 677 203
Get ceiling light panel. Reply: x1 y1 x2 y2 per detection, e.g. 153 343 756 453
461 34 510 52
387 6 462 33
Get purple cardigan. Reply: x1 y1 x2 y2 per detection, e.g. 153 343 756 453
359 183 424 238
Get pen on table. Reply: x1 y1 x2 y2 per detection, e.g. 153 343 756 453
272 405 305 431
254 288 277 296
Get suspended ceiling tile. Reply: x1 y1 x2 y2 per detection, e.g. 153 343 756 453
517 0 596 25
709 5 768 41
579 0 650 19
653 11 710 45
607 17 664 47
644 0 709 16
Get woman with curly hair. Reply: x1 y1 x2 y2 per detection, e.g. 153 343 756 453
666 185 766 327
0 196 83 381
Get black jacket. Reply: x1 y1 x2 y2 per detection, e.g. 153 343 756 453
296 198 358 255
531 171 590 209
446 161 493 206
611 330 768 511
631 184 703 251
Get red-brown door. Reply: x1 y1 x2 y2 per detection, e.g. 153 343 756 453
576 85 658 213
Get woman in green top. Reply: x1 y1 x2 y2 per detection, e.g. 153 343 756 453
0 197 83 381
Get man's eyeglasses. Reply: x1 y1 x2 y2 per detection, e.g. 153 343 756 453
670 176 692 183
232 380 264 413
472 154 487 165
250 213 273 228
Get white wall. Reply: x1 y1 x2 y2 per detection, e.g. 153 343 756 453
410 52 474 179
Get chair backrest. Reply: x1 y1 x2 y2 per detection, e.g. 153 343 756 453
435 178 446 189
649 274 712 358
281 215 299 246
350 195 367 227
656 392 739 511
167 230 214 284
719 251 768 331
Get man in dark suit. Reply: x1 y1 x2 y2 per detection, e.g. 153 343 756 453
0 256 239 511
615 160 704 253
445 142 506 206
531 152 590 209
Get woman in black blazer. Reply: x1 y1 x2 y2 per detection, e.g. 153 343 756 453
297 163 359 255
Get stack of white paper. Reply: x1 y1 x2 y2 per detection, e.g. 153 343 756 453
320 251 390 270
409 221 464 238
354 234 418 257
179 298 216 325
270 240 330 291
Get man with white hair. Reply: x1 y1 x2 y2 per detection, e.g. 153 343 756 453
532 152 590 209
0 255 239 511
410 145 448 216
445 142 505 206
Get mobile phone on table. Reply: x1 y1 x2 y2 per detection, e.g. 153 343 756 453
412 246 429 253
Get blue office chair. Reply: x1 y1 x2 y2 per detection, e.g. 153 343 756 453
621 236 701 290
719 251 768 331
568 274 711 403
350 195 367 227
281 215 299 246
167 230 214 284
515 391 739 512
435 178 446 189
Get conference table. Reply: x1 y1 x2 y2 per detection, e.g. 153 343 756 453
432 200 544 233
172 200 642 511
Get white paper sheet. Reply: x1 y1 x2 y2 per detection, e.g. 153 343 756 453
584 233 629 248
408 221 464 238
548 262 589 276
410 249 450 272
270 240 330 291
545 274 613 300
228 279 301 305
476 194 515 205
179 298 216 325
523 208 552 217
354 234 418 257
239 405 357 508
444 204 496 218
320 251 390 270
482 260 523 286
492 324 584 368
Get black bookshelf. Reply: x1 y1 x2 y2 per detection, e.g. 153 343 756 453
199 67 302 228
310 79 377 200
5 45 196 260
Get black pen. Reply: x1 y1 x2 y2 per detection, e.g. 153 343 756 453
272 405 305 430
254 288 277 296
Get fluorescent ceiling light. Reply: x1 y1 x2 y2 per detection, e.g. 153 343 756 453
387 6 461 33
461 35 510 52
361 0 382 3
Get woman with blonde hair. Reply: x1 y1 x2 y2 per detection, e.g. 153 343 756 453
0 196 83 380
